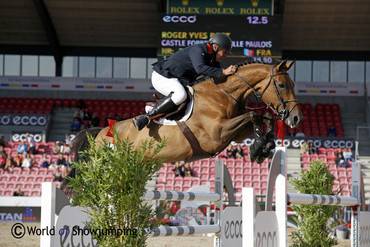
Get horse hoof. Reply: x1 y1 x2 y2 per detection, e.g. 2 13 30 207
248 147 258 163
256 155 267 164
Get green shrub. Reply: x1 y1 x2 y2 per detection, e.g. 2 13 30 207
67 132 165 247
289 160 338 247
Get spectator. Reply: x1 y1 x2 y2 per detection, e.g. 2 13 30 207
13 189 25 196
105 113 114 127
60 142 71 155
4 156 14 169
335 148 344 160
80 123 87 131
91 112 100 127
0 153 6 169
234 144 244 159
308 142 317 154
184 163 194 177
40 153 50 168
335 153 348 168
113 113 121 121
343 148 355 162
173 161 185 177
65 135 72 146
56 154 67 167
0 135 5 147
26 133 37 154
66 156 73 167
121 113 128 121
327 124 337 137
300 140 309 155
73 108 83 122
0 146 8 159
226 144 236 158
17 141 29 155
13 154 23 167
288 129 295 137
22 153 33 168
52 167 64 182
295 131 305 137
82 107 91 121
71 118 82 132
53 141 61 154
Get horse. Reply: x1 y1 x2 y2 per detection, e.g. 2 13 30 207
71 60 303 167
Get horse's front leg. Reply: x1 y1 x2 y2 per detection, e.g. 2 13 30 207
219 111 257 143
249 112 276 164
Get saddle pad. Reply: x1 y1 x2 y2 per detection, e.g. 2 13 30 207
145 87 194 126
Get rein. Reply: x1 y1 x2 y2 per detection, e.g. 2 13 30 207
212 65 298 121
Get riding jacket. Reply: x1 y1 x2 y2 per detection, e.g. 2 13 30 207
153 43 222 85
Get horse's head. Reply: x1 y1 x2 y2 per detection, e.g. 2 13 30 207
233 60 303 128
258 60 303 128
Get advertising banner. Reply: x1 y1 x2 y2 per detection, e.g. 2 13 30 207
236 137 355 149
11 132 43 143
295 82 364 96
0 77 154 92
168 0 273 16
0 114 48 126
0 207 40 223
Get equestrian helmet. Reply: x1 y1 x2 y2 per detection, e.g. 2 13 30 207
209 33 233 54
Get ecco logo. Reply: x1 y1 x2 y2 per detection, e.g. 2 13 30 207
162 15 197 23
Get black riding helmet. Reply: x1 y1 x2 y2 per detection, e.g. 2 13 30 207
208 33 233 55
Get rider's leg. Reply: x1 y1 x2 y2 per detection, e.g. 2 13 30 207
133 72 187 130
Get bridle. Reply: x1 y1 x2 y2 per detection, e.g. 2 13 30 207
211 65 298 121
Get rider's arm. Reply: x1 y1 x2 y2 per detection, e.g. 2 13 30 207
188 46 223 78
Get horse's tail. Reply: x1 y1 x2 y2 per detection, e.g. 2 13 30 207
61 127 102 194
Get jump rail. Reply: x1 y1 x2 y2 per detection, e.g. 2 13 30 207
287 193 358 206
143 190 221 202
149 225 221 237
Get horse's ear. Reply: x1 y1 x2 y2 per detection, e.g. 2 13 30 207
286 60 295 71
276 59 295 72
276 59 288 72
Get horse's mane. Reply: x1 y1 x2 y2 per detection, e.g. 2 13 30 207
194 60 269 84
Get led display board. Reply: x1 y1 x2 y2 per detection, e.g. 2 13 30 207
159 14 282 64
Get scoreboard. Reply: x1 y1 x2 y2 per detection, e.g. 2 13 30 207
158 14 282 64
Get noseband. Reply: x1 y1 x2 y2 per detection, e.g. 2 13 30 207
213 65 298 121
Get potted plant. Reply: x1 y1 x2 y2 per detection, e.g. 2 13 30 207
335 206 349 239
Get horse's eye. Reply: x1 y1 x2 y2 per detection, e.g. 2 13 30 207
278 83 285 89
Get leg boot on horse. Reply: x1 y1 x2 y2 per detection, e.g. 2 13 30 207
133 94 177 131
256 113 276 164
249 115 266 163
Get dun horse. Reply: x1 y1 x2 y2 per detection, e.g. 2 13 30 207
71 60 302 167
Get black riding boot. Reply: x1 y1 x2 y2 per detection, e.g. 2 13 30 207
249 120 266 163
133 95 177 131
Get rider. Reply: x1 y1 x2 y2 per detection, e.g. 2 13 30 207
133 33 237 130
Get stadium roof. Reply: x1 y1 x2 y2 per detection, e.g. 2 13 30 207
0 0 369 59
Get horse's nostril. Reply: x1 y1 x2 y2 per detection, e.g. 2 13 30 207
294 116 299 125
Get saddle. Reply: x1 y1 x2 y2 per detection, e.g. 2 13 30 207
145 86 195 124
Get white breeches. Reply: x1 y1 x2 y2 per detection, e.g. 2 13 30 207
151 71 187 105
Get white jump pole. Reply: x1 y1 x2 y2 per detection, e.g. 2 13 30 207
143 190 221 202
